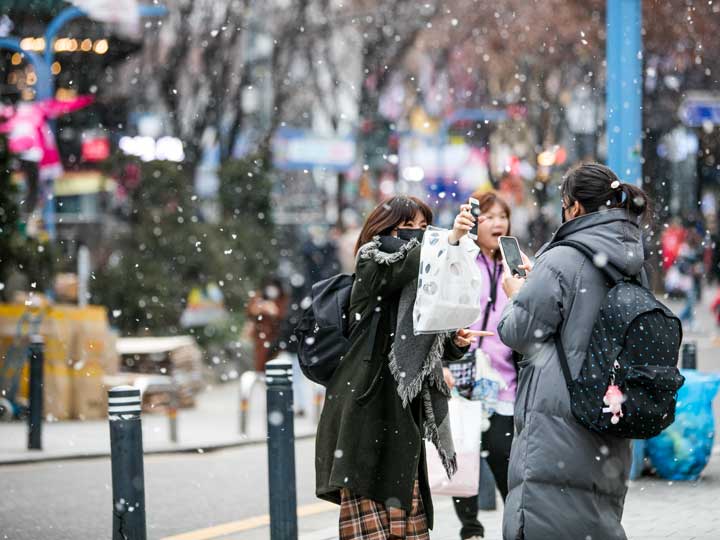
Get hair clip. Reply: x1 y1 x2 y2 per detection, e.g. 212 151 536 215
610 180 621 190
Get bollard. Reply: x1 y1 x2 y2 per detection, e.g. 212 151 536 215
681 342 697 370
265 359 298 540
108 386 147 540
168 389 178 444
239 396 249 435
27 335 44 450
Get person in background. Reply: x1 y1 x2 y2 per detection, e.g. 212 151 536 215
336 208 363 274
444 191 518 540
676 227 704 331
315 195 489 540
303 224 342 283
246 276 288 372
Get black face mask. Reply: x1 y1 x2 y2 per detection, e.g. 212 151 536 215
397 228 425 243
561 206 567 224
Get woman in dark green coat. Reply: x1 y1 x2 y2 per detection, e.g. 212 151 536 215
315 196 487 539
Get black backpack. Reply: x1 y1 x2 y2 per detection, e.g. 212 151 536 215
293 274 381 386
549 240 685 439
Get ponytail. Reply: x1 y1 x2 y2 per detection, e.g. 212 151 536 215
617 182 650 219
561 163 651 223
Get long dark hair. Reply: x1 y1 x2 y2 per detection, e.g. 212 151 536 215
561 163 650 221
354 195 434 254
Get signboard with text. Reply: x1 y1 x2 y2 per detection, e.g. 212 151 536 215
272 127 356 172
679 93 720 127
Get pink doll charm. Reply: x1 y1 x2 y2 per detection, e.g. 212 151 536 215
602 384 624 424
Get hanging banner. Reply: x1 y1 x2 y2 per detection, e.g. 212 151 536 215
70 0 140 35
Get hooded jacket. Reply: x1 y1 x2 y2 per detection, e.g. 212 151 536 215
498 208 643 540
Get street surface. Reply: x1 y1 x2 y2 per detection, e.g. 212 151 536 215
2 293 720 539
2 437 719 540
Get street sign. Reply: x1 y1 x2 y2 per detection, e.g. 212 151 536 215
272 127 356 172
679 93 720 127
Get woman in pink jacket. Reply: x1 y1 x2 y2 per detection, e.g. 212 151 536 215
444 190 518 540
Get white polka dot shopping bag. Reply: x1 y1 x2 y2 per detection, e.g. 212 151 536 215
413 226 484 334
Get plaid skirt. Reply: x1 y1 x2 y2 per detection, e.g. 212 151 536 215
339 481 429 540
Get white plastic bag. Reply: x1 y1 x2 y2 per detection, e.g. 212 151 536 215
414 227 483 334
426 392 483 497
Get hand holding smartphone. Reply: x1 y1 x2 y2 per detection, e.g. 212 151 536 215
498 236 527 278
468 197 481 241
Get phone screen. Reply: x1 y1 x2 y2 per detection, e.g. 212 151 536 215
499 236 526 277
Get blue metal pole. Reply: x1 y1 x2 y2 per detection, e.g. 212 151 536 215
606 0 643 185
0 38 55 239
0 38 52 100
43 6 85 71
607 0 644 481
44 5 169 97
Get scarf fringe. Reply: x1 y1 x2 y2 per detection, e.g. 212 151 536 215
358 236 420 265
389 331 450 407
422 390 457 478
364 235 457 479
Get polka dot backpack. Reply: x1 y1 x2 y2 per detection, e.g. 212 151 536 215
550 240 685 439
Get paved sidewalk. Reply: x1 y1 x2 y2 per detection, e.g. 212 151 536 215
0 380 318 464
236 288 720 539
232 450 720 540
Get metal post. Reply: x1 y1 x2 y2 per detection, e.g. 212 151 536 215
108 386 147 540
0 39 54 238
239 395 249 435
681 342 698 369
168 389 178 444
77 244 90 307
27 335 44 450
265 359 298 540
43 5 169 98
606 0 643 185
0 38 52 100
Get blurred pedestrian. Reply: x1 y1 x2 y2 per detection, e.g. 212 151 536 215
303 225 341 283
444 191 518 540
246 276 288 372
498 163 650 539
676 228 704 330
336 208 363 273
315 195 489 540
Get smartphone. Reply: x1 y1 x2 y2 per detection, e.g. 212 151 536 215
498 236 527 278
468 197 480 241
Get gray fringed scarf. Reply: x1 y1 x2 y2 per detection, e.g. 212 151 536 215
359 236 457 478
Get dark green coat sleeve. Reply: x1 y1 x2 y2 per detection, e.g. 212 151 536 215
355 241 422 297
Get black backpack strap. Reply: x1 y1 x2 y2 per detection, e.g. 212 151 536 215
363 308 383 362
547 239 643 387
554 334 574 387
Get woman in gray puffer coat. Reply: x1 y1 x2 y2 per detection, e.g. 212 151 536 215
498 163 650 540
